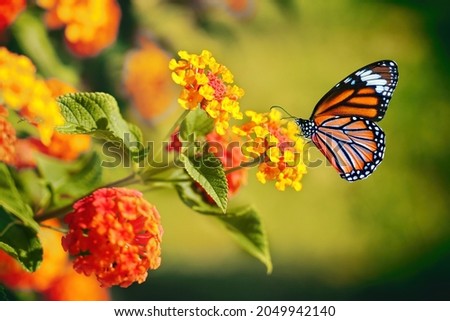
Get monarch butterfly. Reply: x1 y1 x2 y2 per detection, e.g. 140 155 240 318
291 60 399 181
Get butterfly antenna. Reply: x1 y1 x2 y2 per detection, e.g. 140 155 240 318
270 105 297 120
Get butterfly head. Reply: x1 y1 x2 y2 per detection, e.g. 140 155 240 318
294 118 316 139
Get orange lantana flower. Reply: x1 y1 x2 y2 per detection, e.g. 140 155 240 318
123 39 176 123
37 0 121 57
62 188 163 288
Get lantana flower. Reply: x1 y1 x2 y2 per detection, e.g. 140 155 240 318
37 0 121 57
123 39 176 123
0 47 64 145
62 188 163 288
234 108 307 191
169 50 244 135
0 73 90 168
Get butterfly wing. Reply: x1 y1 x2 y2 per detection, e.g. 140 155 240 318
310 116 385 181
310 60 398 122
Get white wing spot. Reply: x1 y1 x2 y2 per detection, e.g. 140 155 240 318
368 79 388 86
360 70 372 77
361 73 381 81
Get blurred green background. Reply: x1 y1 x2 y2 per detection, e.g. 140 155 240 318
109 0 450 300
10 0 450 299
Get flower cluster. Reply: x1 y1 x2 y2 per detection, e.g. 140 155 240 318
169 50 244 135
123 39 176 122
62 188 163 288
0 0 25 33
0 53 91 167
37 0 121 57
234 109 307 191
0 47 64 145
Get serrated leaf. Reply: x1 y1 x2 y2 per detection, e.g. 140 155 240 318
0 208 42 272
179 153 228 212
0 164 38 232
57 92 145 160
175 182 272 272
179 108 214 141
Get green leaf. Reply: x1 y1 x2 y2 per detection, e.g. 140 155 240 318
175 182 272 273
0 208 42 272
179 108 214 141
36 152 102 209
0 164 38 232
175 182 224 215
179 153 228 213
127 121 148 162
216 206 272 274
57 92 145 160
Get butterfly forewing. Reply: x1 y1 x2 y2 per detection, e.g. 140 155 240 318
310 60 398 122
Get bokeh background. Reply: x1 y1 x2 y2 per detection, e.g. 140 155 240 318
4 0 450 300
116 0 450 300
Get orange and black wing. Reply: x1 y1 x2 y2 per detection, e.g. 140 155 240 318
310 116 385 181
310 60 398 122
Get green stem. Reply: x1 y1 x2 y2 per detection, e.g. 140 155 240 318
147 178 191 183
39 223 68 234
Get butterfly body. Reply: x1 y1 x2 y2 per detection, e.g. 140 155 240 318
295 60 398 181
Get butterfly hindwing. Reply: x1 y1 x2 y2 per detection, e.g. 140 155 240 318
310 116 385 181
310 60 398 122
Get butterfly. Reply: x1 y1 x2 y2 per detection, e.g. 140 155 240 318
291 60 399 181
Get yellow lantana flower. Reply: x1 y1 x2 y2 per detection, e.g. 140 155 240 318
169 50 244 135
234 109 307 191
0 47 64 145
